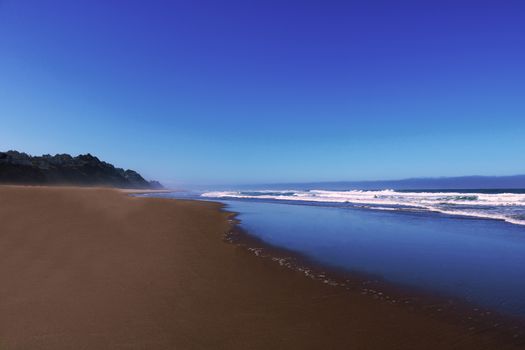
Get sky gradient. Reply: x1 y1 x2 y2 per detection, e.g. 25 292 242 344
1 0 524 186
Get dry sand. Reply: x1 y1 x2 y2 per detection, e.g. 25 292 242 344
0 186 521 349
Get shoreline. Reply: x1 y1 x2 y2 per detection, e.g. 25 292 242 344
199 190 525 227
1 185 523 349
216 202 525 345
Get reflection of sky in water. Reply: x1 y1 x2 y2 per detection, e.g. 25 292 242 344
221 199 525 317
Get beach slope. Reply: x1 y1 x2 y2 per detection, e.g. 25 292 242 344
0 186 518 349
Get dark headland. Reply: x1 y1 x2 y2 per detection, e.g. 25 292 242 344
0 150 162 189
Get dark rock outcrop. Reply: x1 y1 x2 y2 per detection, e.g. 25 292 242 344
0 151 163 189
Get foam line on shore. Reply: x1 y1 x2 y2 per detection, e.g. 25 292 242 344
201 189 525 226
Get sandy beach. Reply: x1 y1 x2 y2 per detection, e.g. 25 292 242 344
0 186 521 349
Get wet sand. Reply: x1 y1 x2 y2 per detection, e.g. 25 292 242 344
0 186 521 349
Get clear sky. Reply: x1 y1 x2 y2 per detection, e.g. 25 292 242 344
1 0 524 186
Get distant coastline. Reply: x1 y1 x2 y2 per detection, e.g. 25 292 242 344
202 175 525 191
0 150 162 189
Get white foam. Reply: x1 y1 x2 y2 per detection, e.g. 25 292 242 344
201 189 525 226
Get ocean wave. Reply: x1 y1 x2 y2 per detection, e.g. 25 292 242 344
201 189 525 226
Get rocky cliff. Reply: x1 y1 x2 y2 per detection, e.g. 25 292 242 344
0 151 163 189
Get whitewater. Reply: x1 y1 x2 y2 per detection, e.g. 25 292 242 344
201 189 525 226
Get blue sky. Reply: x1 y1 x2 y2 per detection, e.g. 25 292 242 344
1 0 524 185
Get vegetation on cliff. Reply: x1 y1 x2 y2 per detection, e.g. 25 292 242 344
0 151 163 189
